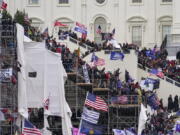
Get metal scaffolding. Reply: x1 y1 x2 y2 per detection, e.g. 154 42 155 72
0 18 17 135
63 56 140 135
0 20 140 134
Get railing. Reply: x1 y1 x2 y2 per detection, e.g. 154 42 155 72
137 63 180 87
109 95 141 106
69 37 93 50
0 47 16 56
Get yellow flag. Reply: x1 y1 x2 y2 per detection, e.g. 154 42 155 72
28 28 32 35
77 47 80 57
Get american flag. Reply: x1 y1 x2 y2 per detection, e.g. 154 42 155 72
94 58 105 66
118 96 128 104
22 119 42 135
91 53 105 66
85 92 108 112
96 25 102 34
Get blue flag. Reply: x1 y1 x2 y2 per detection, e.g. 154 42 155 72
74 27 87 34
110 52 124 60
117 80 122 88
80 120 103 135
176 111 180 116
91 52 98 62
176 124 180 132
147 94 160 110
149 68 158 75
126 128 137 135
113 129 126 135
145 50 156 59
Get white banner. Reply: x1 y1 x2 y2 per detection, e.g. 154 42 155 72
82 64 90 83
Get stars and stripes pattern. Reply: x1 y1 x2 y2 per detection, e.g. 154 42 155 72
82 107 100 124
96 25 102 34
91 53 105 66
22 119 42 135
119 96 128 104
85 92 108 112
94 58 105 66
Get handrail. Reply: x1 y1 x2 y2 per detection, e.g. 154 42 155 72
69 37 93 50
137 63 180 87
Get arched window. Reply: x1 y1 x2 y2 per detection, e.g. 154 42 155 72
30 18 43 31
127 16 147 46
96 0 105 4
94 17 107 43
158 16 172 42
177 51 180 61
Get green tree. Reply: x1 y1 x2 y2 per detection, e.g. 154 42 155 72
14 10 31 26
1 10 12 20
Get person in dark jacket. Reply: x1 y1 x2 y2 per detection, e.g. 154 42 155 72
174 95 179 112
168 95 173 112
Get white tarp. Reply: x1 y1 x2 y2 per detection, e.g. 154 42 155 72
16 24 28 119
0 110 5 121
24 35 33 42
138 104 148 135
24 41 72 135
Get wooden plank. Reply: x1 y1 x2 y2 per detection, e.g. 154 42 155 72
67 72 84 79
109 104 140 108
93 88 109 91
67 72 77 76
76 83 93 86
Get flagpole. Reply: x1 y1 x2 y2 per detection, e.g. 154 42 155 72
108 89 110 135
52 26 55 38
77 92 89 135
21 116 23 134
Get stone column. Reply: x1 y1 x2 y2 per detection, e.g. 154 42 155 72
172 0 180 42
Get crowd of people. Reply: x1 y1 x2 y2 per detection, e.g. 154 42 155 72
67 29 180 84
168 95 180 113
1 12 180 134
138 46 180 83
140 94 180 134
67 30 138 58
44 34 180 134
143 109 177 135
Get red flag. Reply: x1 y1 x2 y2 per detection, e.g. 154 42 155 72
1 1 7 10
54 21 67 27
76 22 87 30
